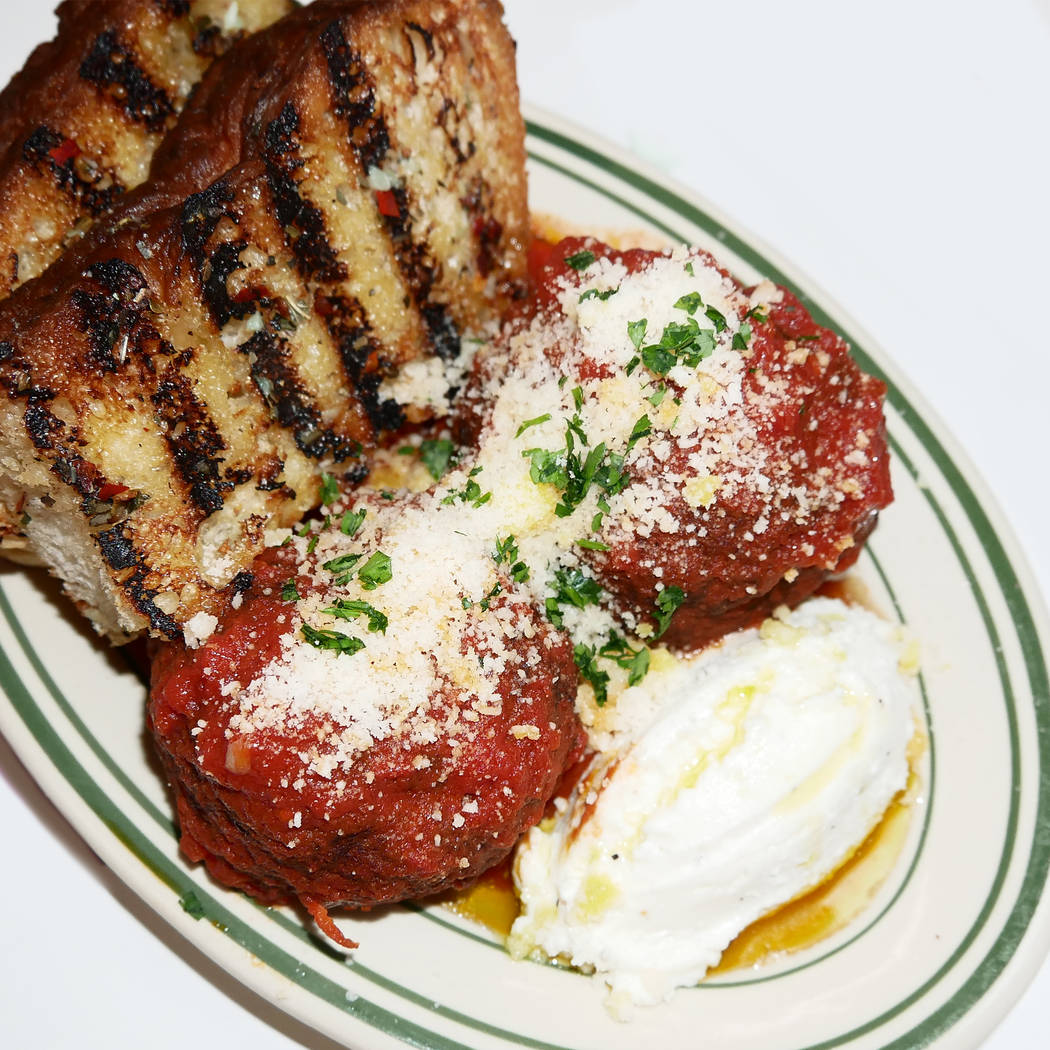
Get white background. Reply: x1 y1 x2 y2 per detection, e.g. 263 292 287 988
1 1 1048 1047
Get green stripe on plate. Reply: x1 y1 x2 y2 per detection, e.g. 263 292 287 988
526 117 1050 1048
0 595 504 1050
0 117 1044 1050
408 538 941 992
705 542 937 990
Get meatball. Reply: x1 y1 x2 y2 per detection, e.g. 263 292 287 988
149 489 585 929
457 237 892 651
585 277 891 648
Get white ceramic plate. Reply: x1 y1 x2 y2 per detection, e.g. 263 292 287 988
1 110 1048 1050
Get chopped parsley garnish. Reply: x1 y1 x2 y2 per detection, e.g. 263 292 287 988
704 305 728 332
323 552 364 577
732 323 753 351
684 261 695 276
553 566 604 607
640 344 676 375
464 581 503 612
744 305 769 324
340 507 366 536
579 286 618 303
566 412 587 446
654 585 686 636
577 538 610 551
179 890 205 920
301 623 365 655
563 443 625 518
674 291 703 315
574 644 610 706
306 533 320 556
574 629 654 705
281 579 300 602
493 534 517 562
627 414 652 450
319 472 339 507
564 249 596 271
635 317 717 376
545 565 603 628
600 632 651 686
647 383 668 408
414 438 458 481
322 598 388 634
523 406 630 520
357 550 393 590
627 318 648 350
797 333 820 342
441 466 492 508
493 534 530 583
479 582 502 611
515 413 551 438
322 548 391 590
522 446 567 487
591 494 611 533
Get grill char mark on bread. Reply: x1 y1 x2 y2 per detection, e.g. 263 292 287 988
256 101 402 436
0 0 528 642
320 19 460 363
0 0 292 296
77 28 176 134
21 124 125 220
0 0 291 552
263 102 348 286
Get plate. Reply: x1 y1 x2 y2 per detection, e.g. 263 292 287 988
1 110 1048 1050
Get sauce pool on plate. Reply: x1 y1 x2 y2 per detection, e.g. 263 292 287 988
444 728 924 975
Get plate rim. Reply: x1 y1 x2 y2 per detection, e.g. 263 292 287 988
526 106 1050 1049
0 105 1047 1050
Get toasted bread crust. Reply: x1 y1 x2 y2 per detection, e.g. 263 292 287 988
0 0 292 296
0 1 292 557
0 0 528 641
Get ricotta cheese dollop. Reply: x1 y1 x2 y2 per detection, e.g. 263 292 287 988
509 597 918 1011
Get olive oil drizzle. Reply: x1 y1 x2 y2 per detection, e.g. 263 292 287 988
443 574 923 977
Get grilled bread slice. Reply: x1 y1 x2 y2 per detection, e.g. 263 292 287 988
0 0 292 296
0 0 529 642
0 0 292 557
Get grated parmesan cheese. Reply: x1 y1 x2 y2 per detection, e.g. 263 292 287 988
200 243 884 809
183 612 218 649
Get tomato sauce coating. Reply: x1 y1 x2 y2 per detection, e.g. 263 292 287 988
462 238 892 649
148 233 892 931
150 538 585 913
